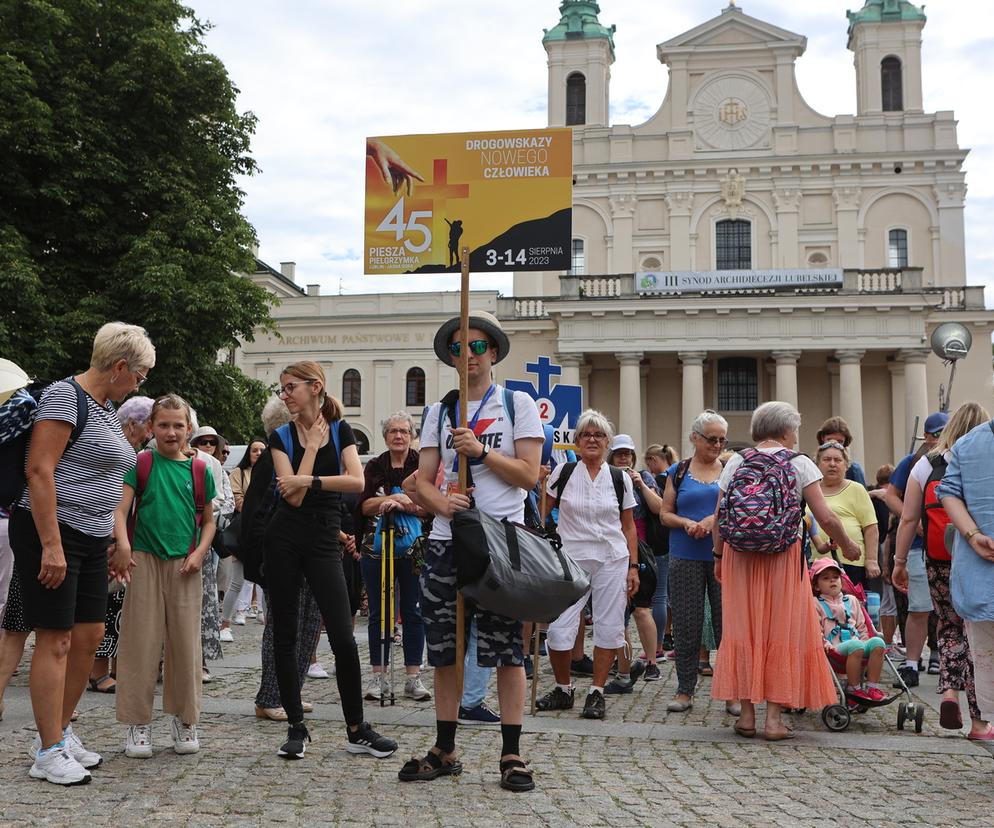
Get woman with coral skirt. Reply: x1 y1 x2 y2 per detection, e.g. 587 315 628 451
710 402 863 741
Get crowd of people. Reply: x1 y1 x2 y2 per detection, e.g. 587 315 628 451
0 315 992 790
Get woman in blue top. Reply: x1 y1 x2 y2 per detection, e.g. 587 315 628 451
659 410 737 715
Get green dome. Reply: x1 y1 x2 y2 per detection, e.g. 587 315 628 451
847 0 926 36
543 1 616 54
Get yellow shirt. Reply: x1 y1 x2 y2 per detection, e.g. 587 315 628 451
812 480 877 567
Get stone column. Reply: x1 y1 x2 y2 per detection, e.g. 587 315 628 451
640 362 651 453
900 348 931 449
836 349 866 467
555 353 583 389
664 191 694 271
771 350 801 409
373 359 394 453
888 361 907 459
679 351 707 458
609 194 637 275
773 189 802 269
616 352 643 445
833 187 862 269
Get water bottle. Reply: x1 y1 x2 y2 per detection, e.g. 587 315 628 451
866 591 881 630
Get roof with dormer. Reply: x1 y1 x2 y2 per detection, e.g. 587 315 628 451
542 1 616 55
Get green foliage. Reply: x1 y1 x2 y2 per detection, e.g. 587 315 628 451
0 0 275 441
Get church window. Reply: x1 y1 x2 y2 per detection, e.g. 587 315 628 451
342 369 361 407
888 229 909 268
569 238 586 275
406 367 425 407
566 73 586 126
881 56 903 112
715 219 751 270
717 358 759 411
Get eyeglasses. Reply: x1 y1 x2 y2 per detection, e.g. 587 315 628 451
386 428 411 436
694 432 728 447
577 431 607 442
195 438 219 447
134 369 148 387
221 450 230 458
926 430 943 438
448 339 491 358
278 380 314 397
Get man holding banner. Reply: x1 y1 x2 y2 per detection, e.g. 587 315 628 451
398 310 543 791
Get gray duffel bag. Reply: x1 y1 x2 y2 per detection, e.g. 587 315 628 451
451 507 590 624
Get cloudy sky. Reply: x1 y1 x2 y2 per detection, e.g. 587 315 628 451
187 0 993 299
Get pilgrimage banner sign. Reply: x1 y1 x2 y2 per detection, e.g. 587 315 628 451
364 128 573 275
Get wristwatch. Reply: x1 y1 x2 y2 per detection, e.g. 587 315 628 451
628 562 639 569
965 527 981 541
310 476 322 491
479 442 491 460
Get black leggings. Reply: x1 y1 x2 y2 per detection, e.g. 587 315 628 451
264 507 363 726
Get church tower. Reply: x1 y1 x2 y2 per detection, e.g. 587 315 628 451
542 1 616 128
847 0 926 115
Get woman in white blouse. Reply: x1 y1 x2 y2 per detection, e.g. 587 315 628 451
535 410 639 720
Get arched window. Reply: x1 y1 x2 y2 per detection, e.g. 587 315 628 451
715 219 751 270
406 367 425 407
569 238 585 275
566 72 586 126
717 358 758 411
888 229 909 268
881 56 903 112
353 429 370 455
342 369 361 407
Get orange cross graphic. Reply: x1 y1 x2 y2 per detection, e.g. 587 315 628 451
415 160 469 264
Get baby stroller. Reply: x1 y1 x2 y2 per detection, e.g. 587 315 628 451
816 567 924 734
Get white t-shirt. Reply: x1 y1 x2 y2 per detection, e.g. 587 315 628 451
910 452 950 490
420 385 543 541
547 461 637 562
719 446 822 498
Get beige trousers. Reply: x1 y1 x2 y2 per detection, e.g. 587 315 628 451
116 551 203 725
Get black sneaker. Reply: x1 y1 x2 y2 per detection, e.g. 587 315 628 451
570 656 594 677
893 665 919 689
458 702 501 724
535 686 575 711
346 722 398 758
277 723 310 760
603 677 634 695
581 690 606 719
629 660 646 684
643 663 662 682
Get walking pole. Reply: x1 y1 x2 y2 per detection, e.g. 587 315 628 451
387 511 396 706
380 513 388 706
530 485 549 716
455 245 470 697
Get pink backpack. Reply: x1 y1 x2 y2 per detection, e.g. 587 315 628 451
718 448 802 555
127 450 209 554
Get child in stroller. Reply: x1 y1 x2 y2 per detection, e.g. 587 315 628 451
811 558 887 703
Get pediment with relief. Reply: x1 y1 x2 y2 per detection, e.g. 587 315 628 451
657 6 806 57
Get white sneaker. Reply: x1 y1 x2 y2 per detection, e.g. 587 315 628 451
233 611 247 626
29 744 91 785
171 717 200 755
30 728 102 769
364 674 388 701
307 662 330 679
246 606 259 619
404 675 432 701
125 725 153 759
219 628 234 643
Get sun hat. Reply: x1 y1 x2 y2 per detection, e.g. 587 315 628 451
609 434 637 454
923 412 949 434
190 425 219 444
0 358 30 406
433 310 510 367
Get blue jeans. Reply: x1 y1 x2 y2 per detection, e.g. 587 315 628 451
461 617 492 709
359 555 425 667
651 554 670 647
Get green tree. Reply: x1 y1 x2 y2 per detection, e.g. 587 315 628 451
0 0 275 441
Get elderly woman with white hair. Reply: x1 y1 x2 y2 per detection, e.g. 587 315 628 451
659 409 737 715
536 410 639 720
356 411 430 701
711 401 859 741
10 322 154 784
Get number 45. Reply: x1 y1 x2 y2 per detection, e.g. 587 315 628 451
376 198 432 253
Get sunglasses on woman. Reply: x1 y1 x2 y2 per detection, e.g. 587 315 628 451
196 438 219 447
448 339 491 358
694 432 727 447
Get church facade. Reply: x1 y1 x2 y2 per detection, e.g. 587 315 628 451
235 1 991 471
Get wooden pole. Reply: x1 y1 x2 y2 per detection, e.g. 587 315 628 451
455 245 471 695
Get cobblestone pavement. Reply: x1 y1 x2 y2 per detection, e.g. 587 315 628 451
1 617 991 827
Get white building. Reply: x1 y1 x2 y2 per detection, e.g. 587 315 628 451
236 1 992 472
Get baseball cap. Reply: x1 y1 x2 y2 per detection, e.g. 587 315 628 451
923 412 949 434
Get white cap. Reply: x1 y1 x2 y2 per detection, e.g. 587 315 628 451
610 434 636 453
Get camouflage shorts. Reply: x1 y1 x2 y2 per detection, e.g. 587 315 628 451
420 539 524 668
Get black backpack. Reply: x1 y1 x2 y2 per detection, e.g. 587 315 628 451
0 379 88 510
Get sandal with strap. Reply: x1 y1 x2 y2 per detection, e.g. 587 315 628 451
697 661 713 677
87 674 116 694
499 758 535 792
398 748 462 782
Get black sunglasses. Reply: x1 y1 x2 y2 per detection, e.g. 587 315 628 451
448 339 491 358
196 438 219 447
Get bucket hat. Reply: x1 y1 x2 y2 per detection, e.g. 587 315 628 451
433 310 510 367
